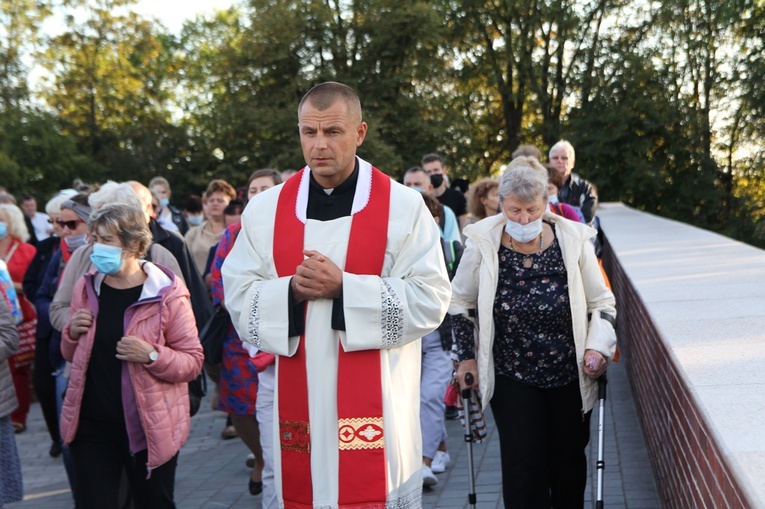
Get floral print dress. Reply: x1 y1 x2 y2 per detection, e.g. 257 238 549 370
210 223 259 415
453 233 578 389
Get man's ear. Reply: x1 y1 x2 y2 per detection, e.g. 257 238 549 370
356 122 368 147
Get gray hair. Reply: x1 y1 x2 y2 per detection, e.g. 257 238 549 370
549 140 575 163
498 161 549 205
88 181 144 213
88 204 152 258
148 176 171 191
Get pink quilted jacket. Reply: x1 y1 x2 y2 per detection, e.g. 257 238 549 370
59 262 204 472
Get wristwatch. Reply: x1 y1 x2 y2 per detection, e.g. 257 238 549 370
148 350 159 363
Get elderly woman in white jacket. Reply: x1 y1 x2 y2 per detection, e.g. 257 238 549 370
450 157 616 509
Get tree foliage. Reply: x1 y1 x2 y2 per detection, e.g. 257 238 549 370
39 0 179 183
0 0 764 245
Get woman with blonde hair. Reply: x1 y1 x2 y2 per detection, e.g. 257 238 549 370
0 203 36 433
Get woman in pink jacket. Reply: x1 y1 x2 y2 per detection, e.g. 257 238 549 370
60 204 203 509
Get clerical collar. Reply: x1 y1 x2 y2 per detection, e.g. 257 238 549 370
306 160 359 221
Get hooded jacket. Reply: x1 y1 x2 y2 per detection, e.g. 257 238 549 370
59 262 203 472
449 212 616 413
49 242 183 333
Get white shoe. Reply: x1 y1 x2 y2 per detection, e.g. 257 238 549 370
246 453 255 468
422 465 438 487
431 450 451 474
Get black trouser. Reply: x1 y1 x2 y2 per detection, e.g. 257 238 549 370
70 418 178 509
490 376 591 509
32 334 61 444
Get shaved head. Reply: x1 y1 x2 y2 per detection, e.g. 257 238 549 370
298 82 362 124
128 180 155 223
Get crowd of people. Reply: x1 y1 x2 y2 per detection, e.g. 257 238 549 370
0 81 615 509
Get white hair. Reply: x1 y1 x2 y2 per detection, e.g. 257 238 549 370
45 193 72 216
549 140 575 163
88 181 144 212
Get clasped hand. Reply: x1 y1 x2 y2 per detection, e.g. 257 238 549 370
69 309 93 340
291 249 343 303
583 349 607 379
116 336 157 364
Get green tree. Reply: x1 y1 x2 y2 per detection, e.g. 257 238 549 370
0 0 53 109
174 0 452 194
39 0 179 182
0 106 104 197
436 0 619 178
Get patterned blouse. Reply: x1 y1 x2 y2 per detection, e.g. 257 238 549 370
453 230 578 389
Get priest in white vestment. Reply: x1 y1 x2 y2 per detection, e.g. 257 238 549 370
222 82 451 509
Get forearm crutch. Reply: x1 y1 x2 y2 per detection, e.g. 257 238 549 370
596 373 608 509
461 372 477 509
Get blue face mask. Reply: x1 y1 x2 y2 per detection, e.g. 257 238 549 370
0 222 6 240
90 243 125 275
159 198 170 208
408 186 426 194
187 214 203 226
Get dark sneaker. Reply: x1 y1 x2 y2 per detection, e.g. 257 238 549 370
49 441 62 458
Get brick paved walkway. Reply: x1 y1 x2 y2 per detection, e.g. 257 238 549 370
7 354 658 508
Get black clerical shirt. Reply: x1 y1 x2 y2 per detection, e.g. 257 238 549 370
287 162 360 335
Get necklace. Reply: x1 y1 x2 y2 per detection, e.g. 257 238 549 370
509 232 544 268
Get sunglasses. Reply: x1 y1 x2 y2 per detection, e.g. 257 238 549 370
56 218 84 230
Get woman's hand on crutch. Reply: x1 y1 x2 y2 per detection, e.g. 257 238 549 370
456 359 478 390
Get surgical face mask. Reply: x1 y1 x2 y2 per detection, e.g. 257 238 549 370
430 174 444 188
159 198 170 208
187 214 203 226
66 233 89 252
408 186 426 194
0 222 6 240
504 215 544 243
548 194 559 204
89 243 125 275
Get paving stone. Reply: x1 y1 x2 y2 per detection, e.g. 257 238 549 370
7 355 658 508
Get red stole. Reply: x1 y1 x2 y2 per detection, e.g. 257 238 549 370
273 166 391 509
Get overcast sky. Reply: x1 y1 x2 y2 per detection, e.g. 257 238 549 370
131 0 237 34
41 0 238 36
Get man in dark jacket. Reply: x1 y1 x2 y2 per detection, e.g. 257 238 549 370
149 176 190 236
549 140 599 225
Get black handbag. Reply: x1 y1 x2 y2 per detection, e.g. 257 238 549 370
188 370 207 417
199 305 230 365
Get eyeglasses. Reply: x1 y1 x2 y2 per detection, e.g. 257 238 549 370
56 218 84 230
